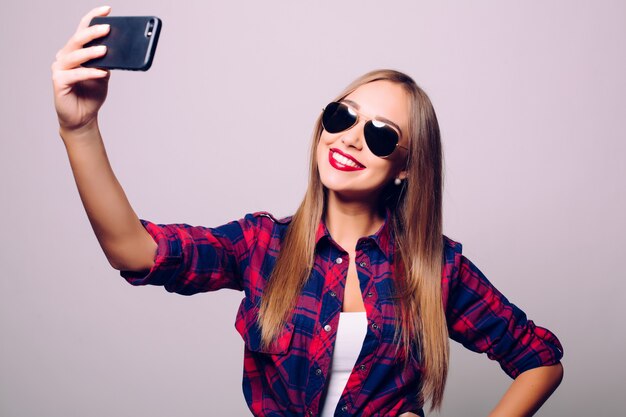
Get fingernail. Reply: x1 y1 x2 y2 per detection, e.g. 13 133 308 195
95 45 107 52
99 24 110 32
99 5 111 12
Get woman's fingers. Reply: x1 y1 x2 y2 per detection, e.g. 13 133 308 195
55 6 111 61
54 44 107 71
52 44 109 94
51 6 113 89
76 5 111 33
53 67 109 95
59 23 110 58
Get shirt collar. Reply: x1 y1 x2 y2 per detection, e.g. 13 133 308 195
315 208 394 261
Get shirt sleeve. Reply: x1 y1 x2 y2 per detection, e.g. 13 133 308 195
444 248 564 378
119 213 260 295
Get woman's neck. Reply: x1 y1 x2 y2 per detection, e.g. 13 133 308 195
324 192 384 248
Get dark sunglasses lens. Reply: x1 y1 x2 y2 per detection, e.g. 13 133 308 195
322 102 356 133
364 121 399 157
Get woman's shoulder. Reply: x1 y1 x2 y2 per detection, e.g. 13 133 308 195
234 211 294 239
247 211 293 225
442 234 463 256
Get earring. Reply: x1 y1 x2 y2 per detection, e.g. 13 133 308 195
394 178 402 186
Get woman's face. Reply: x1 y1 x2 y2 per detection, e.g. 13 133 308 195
317 80 410 203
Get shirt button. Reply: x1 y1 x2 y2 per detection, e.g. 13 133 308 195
329 291 336 297
359 364 367 371
335 257 343 264
341 405 348 412
323 324 332 332
307 410 313 416
371 323 379 330
359 261 367 267
367 292 373 297
315 368 323 376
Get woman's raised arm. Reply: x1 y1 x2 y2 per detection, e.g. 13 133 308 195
52 6 156 272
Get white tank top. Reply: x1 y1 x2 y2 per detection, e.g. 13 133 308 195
320 311 368 417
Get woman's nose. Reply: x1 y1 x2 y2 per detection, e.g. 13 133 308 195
339 121 365 149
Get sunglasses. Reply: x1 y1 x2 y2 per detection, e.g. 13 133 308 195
321 101 408 158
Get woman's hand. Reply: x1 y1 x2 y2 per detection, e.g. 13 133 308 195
52 6 112 135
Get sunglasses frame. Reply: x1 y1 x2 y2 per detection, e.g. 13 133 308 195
321 101 409 159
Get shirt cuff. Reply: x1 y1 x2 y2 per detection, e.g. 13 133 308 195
502 321 564 378
119 219 184 286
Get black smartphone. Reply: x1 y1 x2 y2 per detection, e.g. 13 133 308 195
83 16 162 71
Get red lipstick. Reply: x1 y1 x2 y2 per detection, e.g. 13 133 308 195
328 148 365 171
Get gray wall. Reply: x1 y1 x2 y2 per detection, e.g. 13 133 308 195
1 1 624 416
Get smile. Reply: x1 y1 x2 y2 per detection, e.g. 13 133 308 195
328 148 365 171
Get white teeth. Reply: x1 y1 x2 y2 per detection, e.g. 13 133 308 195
332 151 361 168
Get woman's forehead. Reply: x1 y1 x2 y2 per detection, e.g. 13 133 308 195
344 80 410 132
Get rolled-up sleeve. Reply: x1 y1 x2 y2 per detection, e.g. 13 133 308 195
445 248 564 378
120 213 260 295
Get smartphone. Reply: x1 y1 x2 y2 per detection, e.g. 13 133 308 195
83 16 162 71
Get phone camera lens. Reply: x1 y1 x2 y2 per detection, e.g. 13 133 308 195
146 19 155 37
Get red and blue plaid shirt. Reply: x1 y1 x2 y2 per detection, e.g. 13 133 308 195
121 212 563 417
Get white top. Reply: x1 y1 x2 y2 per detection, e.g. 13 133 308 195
320 312 368 417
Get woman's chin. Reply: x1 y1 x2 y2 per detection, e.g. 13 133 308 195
324 187 381 205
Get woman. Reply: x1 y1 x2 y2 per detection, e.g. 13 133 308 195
52 6 564 417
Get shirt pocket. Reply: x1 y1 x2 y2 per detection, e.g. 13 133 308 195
235 298 295 355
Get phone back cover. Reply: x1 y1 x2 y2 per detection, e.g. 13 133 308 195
84 16 162 71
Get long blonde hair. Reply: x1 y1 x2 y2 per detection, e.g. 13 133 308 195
258 69 448 410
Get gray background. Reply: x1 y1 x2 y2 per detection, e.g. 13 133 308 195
1 0 624 416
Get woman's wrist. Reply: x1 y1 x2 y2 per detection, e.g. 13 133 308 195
59 118 102 150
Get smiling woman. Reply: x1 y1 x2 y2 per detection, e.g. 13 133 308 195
51 6 563 417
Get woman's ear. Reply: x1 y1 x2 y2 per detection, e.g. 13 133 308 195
397 170 408 181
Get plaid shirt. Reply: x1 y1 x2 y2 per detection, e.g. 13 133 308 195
121 211 563 417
